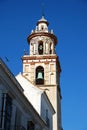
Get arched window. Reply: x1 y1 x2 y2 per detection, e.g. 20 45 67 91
41 25 44 30
38 41 43 55
36 66 44 85
49 42 52 54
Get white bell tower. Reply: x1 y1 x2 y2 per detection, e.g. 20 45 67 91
22 16 62 130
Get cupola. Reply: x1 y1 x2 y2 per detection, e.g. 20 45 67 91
36 16 49 32
27 16 57 56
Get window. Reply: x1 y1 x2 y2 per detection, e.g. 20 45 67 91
0 93 12 130
49 43 53 54
15 108 22 129
36 66 44 85
41 25 44 30
38 41 43 55
27 121 35 130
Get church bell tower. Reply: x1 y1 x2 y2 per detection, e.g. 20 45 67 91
22 16 62 130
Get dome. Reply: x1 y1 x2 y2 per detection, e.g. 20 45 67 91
37 16 49 26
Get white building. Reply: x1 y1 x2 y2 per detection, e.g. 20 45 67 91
0 58 48 130
16 73 55 130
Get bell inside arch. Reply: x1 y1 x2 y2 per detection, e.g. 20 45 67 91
37 72 43 79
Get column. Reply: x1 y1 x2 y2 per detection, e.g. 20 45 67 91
51 43 54 54
30 43 34 55
34 43 36 55
46 42 48 54
2 93 6 129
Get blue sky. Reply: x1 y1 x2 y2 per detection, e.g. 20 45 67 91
0 0 87 130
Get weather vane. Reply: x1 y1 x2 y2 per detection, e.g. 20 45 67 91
42 3 45 17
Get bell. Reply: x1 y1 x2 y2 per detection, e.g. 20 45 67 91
39 45 43 50
37 72 43 79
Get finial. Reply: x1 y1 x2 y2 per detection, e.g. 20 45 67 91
42 3 45 18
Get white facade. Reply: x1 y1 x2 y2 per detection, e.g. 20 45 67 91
0 58 48 130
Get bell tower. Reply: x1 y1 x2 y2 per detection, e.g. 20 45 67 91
22 16 62 130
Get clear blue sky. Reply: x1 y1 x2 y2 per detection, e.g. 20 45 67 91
0 0 87 130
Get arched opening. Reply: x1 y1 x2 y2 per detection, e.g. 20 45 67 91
41 25 44 30
49 42 52 54
36 66 44 85
38 41 43 55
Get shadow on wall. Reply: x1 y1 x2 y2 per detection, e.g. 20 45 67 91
41 94 53 130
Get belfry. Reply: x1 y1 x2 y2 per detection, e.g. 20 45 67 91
22 16 62 130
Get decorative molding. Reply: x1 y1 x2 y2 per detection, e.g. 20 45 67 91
27 32 57 45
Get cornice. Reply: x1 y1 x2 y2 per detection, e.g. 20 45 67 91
27 32 57 45
0 58 24 92
22 55 61 73
22 55 57 60
37 20 49 26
